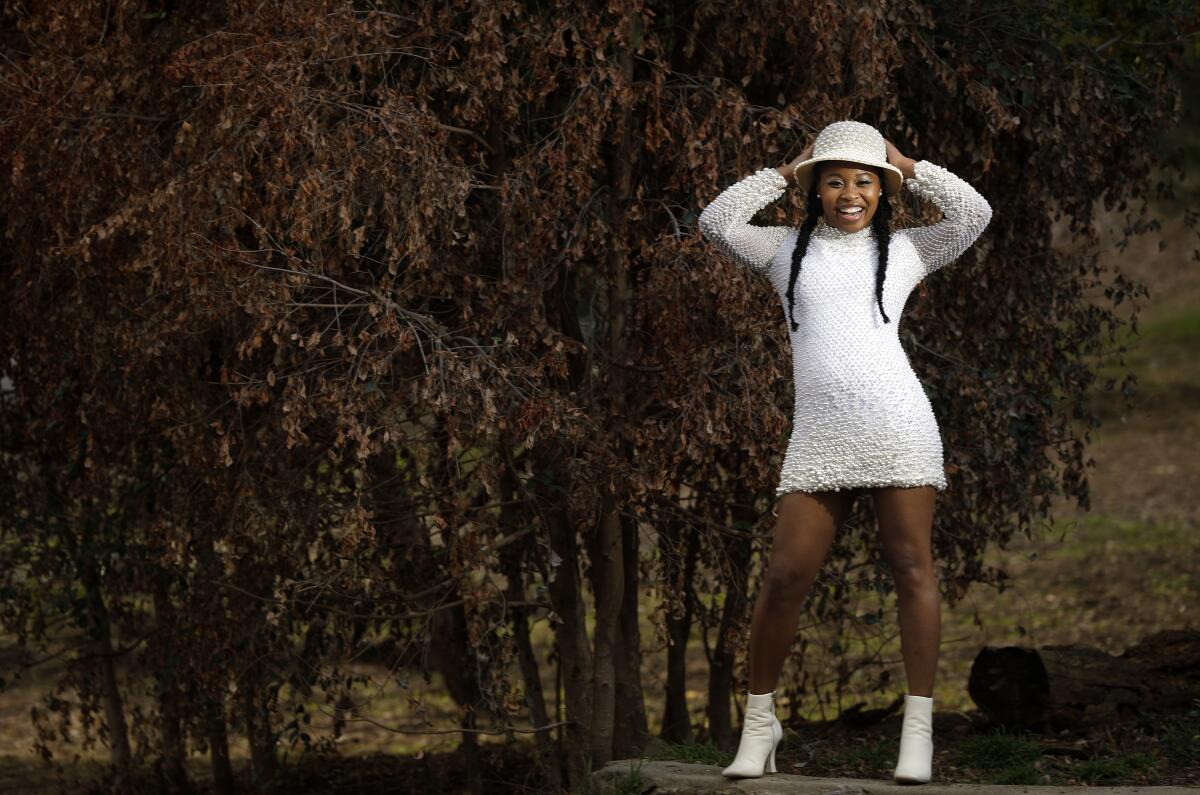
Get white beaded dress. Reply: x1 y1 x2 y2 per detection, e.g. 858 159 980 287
697 160 992 498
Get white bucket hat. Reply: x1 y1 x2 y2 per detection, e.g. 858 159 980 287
790 120 904 197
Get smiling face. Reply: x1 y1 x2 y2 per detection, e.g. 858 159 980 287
816 160 882 232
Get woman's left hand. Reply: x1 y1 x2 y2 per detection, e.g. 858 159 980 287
884 138 917 180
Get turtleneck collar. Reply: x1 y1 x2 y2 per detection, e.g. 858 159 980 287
812 216 876 243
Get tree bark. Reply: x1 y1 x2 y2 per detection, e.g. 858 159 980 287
428 599 485 795
612 511 649 759
80 561 132 770
708 488 756 749
203 691 236 795
153 582 191 793
587 508 623 766
660 517 698 743
499 462 563 792
422 433 486 795
591 4 645 766
538 445 594 788
194 531 236 795
240 663 280 791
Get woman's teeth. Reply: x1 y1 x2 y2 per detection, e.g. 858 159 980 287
838 207 863 218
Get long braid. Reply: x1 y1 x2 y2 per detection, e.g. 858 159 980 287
872 190 893 323
787 166 894 330
786 184 823 332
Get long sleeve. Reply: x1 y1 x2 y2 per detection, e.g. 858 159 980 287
697 166 792 276
902 160 993 277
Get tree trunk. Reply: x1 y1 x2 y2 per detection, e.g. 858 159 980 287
587 507 623 766
428 599 485 795
422 443 486 795
153 583 191 793
80 562 132 770
708 491 756 749
590 4 644 766
499 462 563 792
660 517 698 743
195 530 236 795
203 691 236 795
612 512 649 759
537 446 593 789
240 665 280 791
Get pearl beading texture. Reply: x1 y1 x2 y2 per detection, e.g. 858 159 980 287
697 160 992 497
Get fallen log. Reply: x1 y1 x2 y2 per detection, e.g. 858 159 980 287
966 629 1200 732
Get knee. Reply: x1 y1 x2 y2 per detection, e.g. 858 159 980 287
763 563 814 604
890 559 936 594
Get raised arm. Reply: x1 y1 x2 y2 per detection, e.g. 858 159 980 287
902 160 993 277
697 167 792 276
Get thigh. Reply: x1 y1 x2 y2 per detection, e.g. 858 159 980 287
769 488 859 572
870 485 937 572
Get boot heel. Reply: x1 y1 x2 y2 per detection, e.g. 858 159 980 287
766 743 777 773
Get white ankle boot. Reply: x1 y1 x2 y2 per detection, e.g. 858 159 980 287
892 693 934 784
721 690 783 778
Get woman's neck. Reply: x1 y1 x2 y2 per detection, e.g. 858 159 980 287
813 216 876 242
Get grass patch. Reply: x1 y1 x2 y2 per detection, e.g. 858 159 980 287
1036 514 1194 558
952 727 1041 785
646 739 731 767
1067 751 1158 785
580 758 648 795
1098 299 1200 384
1127 304 1200 348
826 736 895 775
1157 706 1200 766
990 763 1041 785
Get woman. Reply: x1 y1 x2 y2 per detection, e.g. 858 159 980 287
696 120 993 783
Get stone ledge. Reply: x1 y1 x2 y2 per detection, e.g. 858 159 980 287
588 759 1200 795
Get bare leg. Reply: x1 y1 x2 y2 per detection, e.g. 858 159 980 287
871 485 939 697
747 488 859 694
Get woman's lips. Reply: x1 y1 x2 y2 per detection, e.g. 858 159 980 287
837 206 864 219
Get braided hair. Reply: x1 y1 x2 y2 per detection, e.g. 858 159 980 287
785 165 894 331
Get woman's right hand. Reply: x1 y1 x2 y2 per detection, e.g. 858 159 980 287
778 142 814 184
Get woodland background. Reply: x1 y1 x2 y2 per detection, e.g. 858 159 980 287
1 1 1198 793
